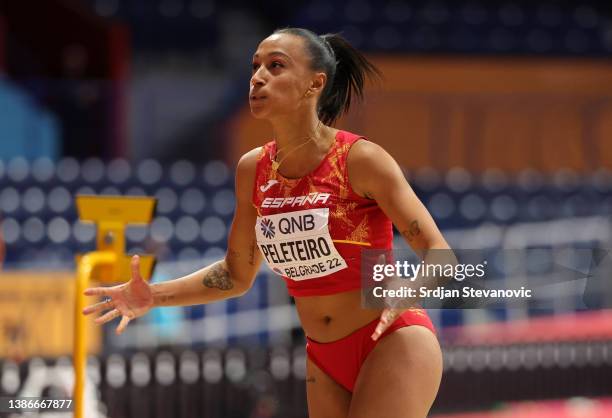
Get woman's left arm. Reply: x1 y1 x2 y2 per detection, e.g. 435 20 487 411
348 139 449 253
347 139 453 339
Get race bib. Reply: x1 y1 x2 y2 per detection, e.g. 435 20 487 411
255 208 348 281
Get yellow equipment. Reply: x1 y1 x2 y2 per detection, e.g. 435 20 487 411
73 195 157 418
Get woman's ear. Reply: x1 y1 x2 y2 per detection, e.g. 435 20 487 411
311 72 327 94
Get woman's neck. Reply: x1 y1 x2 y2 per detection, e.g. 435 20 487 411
271 112 326 150
268 113 337 178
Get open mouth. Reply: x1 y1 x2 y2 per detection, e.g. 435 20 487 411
250 95 267 101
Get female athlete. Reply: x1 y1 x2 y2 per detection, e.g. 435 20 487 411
84 28 449 418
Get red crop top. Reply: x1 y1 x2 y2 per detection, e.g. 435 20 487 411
252 129 393 297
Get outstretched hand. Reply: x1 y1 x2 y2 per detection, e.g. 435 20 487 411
82 255 154 335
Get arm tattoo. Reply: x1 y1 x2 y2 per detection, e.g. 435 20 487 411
159 294 175 303
401 220 421 242
248 240 256 266
306 376 316 384
202 263 234 291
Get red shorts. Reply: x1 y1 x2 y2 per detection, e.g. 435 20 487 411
305 309 436 393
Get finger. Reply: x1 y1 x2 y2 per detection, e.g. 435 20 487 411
84 287 111 297
116 315 131 335
94 309 120 325
371 309 398 341
371 310 389 341
131 255 143 282
83 299 113 315
371 319 387 341
382 308 396 323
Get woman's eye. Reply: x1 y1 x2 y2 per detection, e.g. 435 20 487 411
252 61 282 73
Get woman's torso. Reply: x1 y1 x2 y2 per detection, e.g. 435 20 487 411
252 129 393 342
294 289 381 342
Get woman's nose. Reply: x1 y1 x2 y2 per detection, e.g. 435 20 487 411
251 68 266 86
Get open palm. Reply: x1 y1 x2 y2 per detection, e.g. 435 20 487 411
82 255 154 335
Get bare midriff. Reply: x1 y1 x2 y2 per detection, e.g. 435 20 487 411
294 289 383 343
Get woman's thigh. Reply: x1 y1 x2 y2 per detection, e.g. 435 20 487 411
306 357 352 418
347 326 443 418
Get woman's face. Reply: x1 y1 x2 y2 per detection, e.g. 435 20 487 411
249 33 321 120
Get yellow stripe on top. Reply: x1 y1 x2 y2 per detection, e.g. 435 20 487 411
332 239 372 247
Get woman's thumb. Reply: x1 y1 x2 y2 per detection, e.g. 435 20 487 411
130 255 143 281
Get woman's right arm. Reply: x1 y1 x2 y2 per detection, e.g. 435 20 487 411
83 148 263 333
151 148 263 306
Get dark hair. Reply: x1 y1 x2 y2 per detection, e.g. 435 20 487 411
272 27 382 126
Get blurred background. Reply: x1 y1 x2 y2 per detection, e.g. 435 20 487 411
1 0 612 417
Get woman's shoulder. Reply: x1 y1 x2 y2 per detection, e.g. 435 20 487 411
236 146 266 174
335 128 368 144
333 128 378 158
235 146 266 201
344 134 394 179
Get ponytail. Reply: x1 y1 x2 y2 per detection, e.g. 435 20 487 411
273 28 382 126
